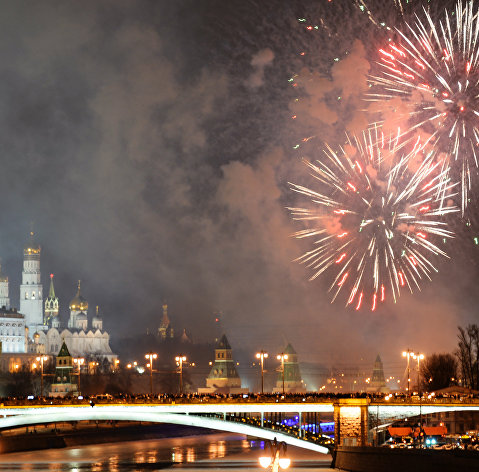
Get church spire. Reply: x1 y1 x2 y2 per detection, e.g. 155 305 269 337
158 302 173 340
92 305 103 331
45 273 59 328
49 273 56 298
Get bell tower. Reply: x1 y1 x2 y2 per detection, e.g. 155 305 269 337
19 231 43 335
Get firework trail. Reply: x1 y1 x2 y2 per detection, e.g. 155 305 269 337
289 131 458 311
369 1 479 212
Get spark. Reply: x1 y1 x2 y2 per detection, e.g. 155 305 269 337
369 1 479 211
289 131 458 311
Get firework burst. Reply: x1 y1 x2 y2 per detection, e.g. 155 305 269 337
289 132 458 311
369 1 479 211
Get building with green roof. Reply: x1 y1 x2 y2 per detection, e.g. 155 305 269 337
198 334 247 394
49 341 78 397
274 343 305 393
366 354 389 393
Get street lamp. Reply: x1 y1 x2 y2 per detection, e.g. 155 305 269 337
256 350 268 394
35 355 48 397
145 352 157 395
259 438 291 471
276 353 289 395
175 355 187 394
402 349 414 396
413 353 425 394
73 357 85 395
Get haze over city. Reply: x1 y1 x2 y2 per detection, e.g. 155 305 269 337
0 0 476 372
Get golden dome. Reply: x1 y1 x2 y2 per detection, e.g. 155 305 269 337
24 231 41 254
69 280 88 311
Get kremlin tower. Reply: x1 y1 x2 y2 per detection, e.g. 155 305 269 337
19 232 43 335
199 334 247 394
274 343 305 393
367 354 389 393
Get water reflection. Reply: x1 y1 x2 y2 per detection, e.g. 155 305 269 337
0 434 261 471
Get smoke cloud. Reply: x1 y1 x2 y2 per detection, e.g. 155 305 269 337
0 0 475 381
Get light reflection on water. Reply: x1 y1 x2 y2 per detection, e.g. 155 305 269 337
0 434 259 471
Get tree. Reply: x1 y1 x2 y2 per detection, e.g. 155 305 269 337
3 366 34 397
420 353 457 392
455 324 479 390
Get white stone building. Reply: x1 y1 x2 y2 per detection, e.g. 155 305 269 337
0 263 10 309
0 232 118 366
33 280 117 363
0 307 26 353
19 232 43 335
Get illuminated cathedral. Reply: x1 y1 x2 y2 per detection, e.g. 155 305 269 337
0 232 117 364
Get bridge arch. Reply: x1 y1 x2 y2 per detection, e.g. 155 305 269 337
0 407 330 454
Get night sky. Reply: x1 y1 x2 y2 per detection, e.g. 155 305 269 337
0 0 476 373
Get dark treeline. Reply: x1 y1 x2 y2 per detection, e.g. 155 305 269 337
420 323 479 392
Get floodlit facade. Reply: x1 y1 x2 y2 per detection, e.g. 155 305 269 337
0 232 117 368
19 232 43 335
0 307 26 353
199 334 247 394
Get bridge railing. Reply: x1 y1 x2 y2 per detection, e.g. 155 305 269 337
188 411 334 449
1 392 478 407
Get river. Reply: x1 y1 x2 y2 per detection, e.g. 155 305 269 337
0 433 333 471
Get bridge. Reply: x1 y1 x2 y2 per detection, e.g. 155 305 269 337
0 397 478 452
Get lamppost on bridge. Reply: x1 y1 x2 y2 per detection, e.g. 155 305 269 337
277 353 289 395
145 352 157 395
256 350 268 394
73 357 85 395
259 438 291 471
402 349 414 396
412 353 425 394
35 355 48 397
175 355 186 394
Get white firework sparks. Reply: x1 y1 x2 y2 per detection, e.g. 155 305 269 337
289 132 458 311
369 1 479 212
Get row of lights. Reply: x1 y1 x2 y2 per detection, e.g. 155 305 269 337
143 352 189 394
26 348 426 399
402 349 425 395
255 351 290 395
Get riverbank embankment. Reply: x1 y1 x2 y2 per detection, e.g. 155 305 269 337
334 446 479 472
